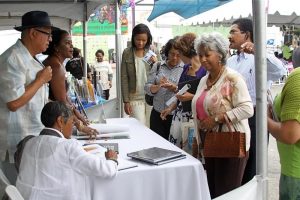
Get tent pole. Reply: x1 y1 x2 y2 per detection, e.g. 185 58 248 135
115 0 123 117
132 5 136 28
252 0 268 199
82 1 88 79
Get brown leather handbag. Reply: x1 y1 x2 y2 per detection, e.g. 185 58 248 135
203 115 246 158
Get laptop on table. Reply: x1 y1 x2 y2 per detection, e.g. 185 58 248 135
127 147 186 165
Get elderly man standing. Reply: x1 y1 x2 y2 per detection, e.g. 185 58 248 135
0 11 53 182
227 18 286 185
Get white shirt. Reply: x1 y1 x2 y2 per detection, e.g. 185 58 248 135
0 40 48 161
227 52 286 105
93 61 113 90
16 128 117 200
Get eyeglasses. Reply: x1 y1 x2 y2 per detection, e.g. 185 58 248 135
34 29 52 39
169 52 180 58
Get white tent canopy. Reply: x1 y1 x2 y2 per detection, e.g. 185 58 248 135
0 0 124 119
181 0 300 26
0 0 106 31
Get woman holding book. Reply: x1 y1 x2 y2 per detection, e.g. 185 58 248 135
144 38 183 140
120 24 157 126
160 33 206 152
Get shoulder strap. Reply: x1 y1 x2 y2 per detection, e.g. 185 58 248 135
14 129 62 173
156 62 161 75
14 135 35 173
40 129 62 138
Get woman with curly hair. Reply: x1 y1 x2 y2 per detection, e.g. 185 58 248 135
160 33 206 150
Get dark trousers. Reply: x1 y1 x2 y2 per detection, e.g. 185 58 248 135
242 108 256 184
150 108 173 140
102 89 110 100
205 152 249 198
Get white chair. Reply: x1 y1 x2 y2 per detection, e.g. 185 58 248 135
5 185 24 200
0 167 10 199
0 168 24 200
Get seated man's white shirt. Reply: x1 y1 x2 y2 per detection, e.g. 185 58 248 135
16 129 117 200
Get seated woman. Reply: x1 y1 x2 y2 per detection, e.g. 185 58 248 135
42 28 94 135
15 101 118 200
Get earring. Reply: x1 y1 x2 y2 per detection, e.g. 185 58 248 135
219 56 223 64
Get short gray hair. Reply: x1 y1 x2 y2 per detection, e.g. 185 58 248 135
41 101 73 128
194 32 229 65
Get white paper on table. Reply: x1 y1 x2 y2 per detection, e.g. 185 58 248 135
83 144 107 157
88 124 130 134
75 132 130 140
83 144 137 171
118 158 138 171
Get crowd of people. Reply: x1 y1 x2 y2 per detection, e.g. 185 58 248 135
0 9 299 200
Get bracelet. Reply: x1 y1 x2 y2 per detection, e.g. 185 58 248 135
69 104 76 112
77 121 84 132
107 158 119 165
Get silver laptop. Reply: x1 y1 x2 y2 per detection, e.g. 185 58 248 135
127 147 186 165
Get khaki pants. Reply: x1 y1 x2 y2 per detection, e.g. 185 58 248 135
126 100 151 128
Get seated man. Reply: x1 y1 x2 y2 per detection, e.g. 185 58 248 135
15 101 118 200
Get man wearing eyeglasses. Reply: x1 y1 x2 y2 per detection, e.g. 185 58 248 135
227 18 286 185
0 10 53 182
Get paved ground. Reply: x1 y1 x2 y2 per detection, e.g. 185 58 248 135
268 84 283 200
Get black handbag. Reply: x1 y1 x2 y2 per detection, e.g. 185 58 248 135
145 94 154 106
145 62 161 106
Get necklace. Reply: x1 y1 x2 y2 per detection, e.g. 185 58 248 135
206 67 225 90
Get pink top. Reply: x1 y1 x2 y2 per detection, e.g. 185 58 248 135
196 90 208 120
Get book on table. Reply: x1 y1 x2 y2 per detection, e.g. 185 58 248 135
127 147 186 165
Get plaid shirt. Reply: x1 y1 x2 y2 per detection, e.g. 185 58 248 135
145 61 183 113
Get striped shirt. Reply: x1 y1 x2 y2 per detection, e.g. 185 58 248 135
145 61 183 113
227 52 286 105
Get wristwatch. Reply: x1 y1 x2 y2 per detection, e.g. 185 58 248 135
214 116 219 123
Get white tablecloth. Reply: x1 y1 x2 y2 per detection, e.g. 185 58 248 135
87 118 211 200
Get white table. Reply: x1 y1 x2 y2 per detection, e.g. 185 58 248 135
88 118 211 200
